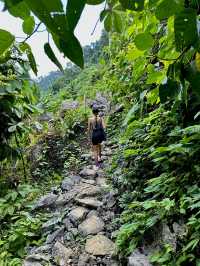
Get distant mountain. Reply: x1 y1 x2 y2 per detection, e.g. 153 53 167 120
37 71 63 91
36 30 109 93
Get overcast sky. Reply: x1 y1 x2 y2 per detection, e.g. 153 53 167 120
0 2 103 77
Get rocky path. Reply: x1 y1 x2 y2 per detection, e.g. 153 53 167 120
24 143 120 266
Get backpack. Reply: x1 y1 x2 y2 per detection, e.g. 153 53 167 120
92 118 106 144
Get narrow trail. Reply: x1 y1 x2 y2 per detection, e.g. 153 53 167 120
24 142 120 266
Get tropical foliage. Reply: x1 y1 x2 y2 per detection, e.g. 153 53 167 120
2 0 200 265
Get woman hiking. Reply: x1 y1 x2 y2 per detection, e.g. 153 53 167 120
88 107 106 168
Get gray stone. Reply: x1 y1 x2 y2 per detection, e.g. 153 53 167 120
60 100 79 111
63 218 74 230
69 207 88 223
78 253 90 266
24 262 43 266
82 179 96 185
42 217 61 232
78 215 104 236
38 112 53 122
87 210 99 218
46 227 65 244
52 241 73 266
75 197 103 208
75 183 101 198
56 183 101 207
161 224 176 251
85 235 115 256
96 177 108 188
55 193 72 206
128 249 152 266
80 168 97 178
33 245 52 254
24 254 50 266
104 192 116 208
173 222 187 239
61 175 81 191
34 193 58 209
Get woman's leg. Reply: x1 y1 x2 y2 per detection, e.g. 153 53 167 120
93 145 99 166
98 144 102 161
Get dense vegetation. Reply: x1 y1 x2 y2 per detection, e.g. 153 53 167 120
1 0 200 265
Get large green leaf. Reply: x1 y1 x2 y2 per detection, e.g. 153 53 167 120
44 43 63 72
27 49 38 75
155 0 184 20
104 12 112 32
59 34 84 68
24 0 66 38
6 0 30 19
100 9 109 21
22 16 35 35
134 32 154 51
66 0 86 31
119 0 144 11
113 11 123 33
184 65 200 97
174 8 198 51
159 79 180 103
0 29 15 55
86 0 105 4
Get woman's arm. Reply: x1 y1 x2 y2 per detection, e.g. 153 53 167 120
88 119 92 139
101 117 106 129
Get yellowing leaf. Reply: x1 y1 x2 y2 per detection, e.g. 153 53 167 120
126 44 144 61
196 52 200 72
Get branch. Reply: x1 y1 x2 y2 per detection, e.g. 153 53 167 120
91 18 100 36
91 1 107 36
21 22 42 43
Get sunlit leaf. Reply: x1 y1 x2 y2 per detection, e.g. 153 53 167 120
134 32 154 51
0 29 14 55
22 16 35 35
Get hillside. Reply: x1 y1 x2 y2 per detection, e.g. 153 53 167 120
1 1 200 266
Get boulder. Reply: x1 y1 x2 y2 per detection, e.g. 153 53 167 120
128 249 152 266
85 235 115 256
80 168 97 178
69 207 88 223
78 215 104 236
61 175 81 191
75 197 103 209
75 183 101 198
173 222 187 239
52 241 73 266
56 183 101 207
34 193 58 209
161 223 176 251
55 193 74 206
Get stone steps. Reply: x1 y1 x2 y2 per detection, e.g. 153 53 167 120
24 145 119 266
